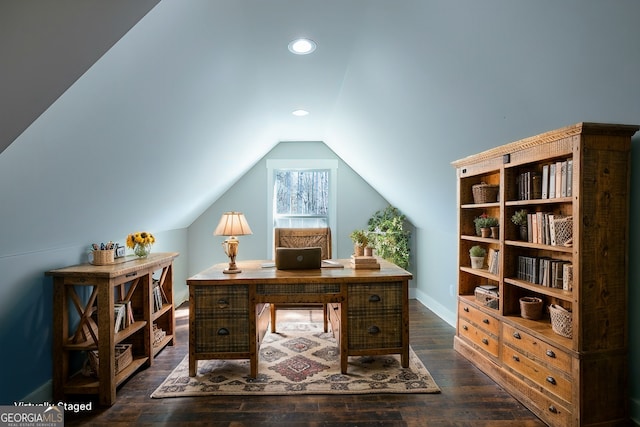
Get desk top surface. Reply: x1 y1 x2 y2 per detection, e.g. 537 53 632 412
188 258 412 284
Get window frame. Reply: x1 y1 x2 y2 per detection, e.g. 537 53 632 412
266 159 338 258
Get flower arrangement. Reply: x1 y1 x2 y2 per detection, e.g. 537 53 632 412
126 231 155 258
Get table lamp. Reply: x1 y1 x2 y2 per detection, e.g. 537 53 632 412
213 212 252 273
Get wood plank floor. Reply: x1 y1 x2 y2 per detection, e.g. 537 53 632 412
64 300 545 426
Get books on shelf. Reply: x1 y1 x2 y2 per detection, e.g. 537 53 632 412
152 280 165 312
114 301 134 333
516 157 572 201
517 255 571 290
487 248 500 275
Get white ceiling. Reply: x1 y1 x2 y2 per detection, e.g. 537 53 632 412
1 1 640 256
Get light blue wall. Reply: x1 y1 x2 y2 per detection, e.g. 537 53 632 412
1 229 189 404
187 141 396 277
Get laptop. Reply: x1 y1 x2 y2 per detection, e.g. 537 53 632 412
275 247 322 270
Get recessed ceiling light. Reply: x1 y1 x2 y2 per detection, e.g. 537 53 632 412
292 109 309 116
288 38 316 55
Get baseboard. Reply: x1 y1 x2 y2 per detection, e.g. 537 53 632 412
19 380 52 404
414 288 456 327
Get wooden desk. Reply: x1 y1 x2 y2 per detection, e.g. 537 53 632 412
187 259 412 377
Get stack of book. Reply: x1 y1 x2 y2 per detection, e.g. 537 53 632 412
114 301 134 333
350 255 380 269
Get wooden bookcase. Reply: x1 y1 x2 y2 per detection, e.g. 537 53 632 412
46 252 179 406
451 123 638 427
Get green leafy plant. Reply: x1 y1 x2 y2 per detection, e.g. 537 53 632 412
511 209 528 226
469 245 487 257
474 216 499 229
367 206 411 269
349 229 369 247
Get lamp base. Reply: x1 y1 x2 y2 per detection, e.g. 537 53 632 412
223 267 242 274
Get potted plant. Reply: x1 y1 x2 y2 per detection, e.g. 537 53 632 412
349 229 369 256
511 209 528 241
367 206 411 269
474 215 499 238
469 245 487 269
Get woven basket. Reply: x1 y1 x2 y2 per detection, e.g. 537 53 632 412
552 216 573 246
92 249 115 265
88 344 133 377
519 297 543 320
472 182 499 204
549 304 572 338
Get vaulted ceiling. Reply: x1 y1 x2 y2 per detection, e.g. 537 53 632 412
2 1 640 257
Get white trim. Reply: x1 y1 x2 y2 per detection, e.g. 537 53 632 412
266 159 338 259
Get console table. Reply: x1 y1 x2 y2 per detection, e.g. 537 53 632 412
47 252 179 405
187 259 412 377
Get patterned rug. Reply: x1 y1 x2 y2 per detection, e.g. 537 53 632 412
151 322 440 397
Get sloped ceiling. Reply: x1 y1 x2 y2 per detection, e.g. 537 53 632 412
1 1 640 257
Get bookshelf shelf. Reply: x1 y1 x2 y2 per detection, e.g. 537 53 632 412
452 122 638 426
47 252 179 406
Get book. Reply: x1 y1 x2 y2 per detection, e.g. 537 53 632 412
566 158 573 197
541 164 549 199
550 162 556 197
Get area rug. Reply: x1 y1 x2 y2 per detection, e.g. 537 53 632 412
151 322 440 397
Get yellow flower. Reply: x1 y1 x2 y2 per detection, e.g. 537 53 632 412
126 231 155 248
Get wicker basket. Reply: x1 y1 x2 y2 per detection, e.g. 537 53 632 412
549 304 572 338
519 297 543 320
552 216 573 246
88 344 133 377
92 249 115 265
472 182 499 204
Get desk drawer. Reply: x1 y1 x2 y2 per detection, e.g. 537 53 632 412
195 317 250 353
348 311 402 350
193 285 249 314
348 282 402 310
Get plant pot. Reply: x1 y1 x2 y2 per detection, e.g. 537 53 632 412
519 225 528 241
490 226 499 239
354 245 364 257
519 297 543 320
480 227 491 238
364 247 374 257
470 256 485 269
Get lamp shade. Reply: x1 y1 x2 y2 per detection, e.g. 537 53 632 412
213 212 253 237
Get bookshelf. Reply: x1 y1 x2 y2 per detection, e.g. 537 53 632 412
47 252 179 406
452 123 638 426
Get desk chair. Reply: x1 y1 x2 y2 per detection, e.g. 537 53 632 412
271 227 331 333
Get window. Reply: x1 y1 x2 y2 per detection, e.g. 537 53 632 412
273 169 329 228
267 159 338 256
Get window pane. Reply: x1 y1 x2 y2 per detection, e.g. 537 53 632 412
274 170 329 216
274 217 328 228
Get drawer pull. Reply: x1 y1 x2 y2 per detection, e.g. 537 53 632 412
462 325 468 331
369 294 381 302
512 355 520 362
217 298 229 308
546 349 556 358
513 332 521 339
546 376 557 385
368 326 381 335
463 306 469 312
126 272 137 278
217 328 230 336
548 405 558 414
481 338 489 345
482 318 489 324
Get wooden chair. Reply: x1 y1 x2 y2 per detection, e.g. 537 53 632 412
271 227 331 332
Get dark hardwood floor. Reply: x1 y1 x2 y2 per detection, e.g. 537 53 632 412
64 300 545 426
